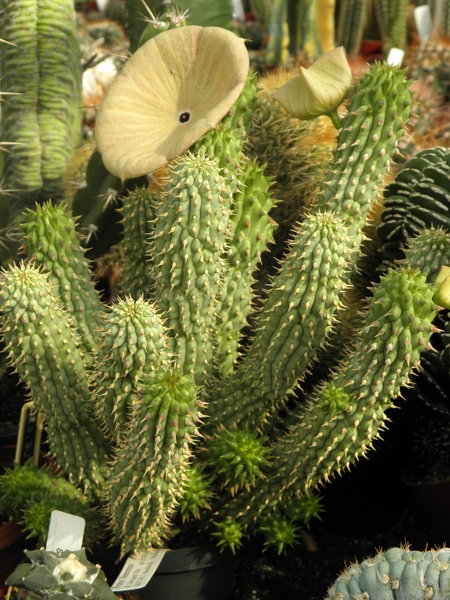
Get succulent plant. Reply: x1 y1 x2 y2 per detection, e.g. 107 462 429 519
0 0 82 205
6 548 117 600
377 146 450 271
0 461 102 546
0 0 82 269
0 32 444 562
336 0 368 57
326 545 450 599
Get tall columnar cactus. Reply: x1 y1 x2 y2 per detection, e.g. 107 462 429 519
0 263 111 498
0 52 444 560
265 0 289 66
0 0 82 207
120 187 160 300
209 267 437 533
249 0 273 31
152 153 233 386
216 158 277 376
287 0 321 58
336 0 368 56
23 202 105 358
106 370 202 556
94 297 171 443
374 0 409 56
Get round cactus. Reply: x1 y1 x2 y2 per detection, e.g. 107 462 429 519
326 546 450 599
377 147 450 270
6 548 117 600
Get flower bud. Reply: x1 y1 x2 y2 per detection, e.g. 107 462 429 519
433 266 450 309
272 47 352 120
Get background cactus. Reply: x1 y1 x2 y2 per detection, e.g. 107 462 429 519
0 0 81 204
0 461 102 546
377 147 450 271
6 548 117 600
0 29 447 565
336 0 368 57
326 545 450 599
0 0 82 269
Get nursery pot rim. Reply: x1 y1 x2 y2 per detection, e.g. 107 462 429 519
155 543 235 574
402 475 450 488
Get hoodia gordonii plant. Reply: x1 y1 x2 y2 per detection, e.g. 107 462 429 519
0 37 441 558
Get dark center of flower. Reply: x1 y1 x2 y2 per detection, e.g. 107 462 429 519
178 111 191 124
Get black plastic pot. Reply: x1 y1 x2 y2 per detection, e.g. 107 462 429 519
137 544 239 600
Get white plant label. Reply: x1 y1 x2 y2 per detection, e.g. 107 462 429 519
46 510 85 554
111 550 168 592
414 5 432 40
231 0 245 20
387 48 405 67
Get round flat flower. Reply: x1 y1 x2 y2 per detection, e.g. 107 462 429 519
272 47 352 121
95 26 249 180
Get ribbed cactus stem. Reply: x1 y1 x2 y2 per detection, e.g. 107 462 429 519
265 0 289 66
1 0 41 199
106 370 201 556
0 264 110 496
216 158 277 376
317 0 335 54
212 267 437 526
249 0 273 30
152 153 232 386
376 0 409 55
0 0 82 206
336 0 368 56
95 296 171 443
24 202 104 358
326 546 450 599
314 63 412 268
205 211 351 431
121 187 160 300
294 0 321 57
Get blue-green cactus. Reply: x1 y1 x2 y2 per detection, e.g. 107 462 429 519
326 546 450 599
6 548 117 600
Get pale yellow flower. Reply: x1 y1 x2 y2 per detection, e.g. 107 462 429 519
434 266 450 309
272 47 352 121
95 26 249 180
